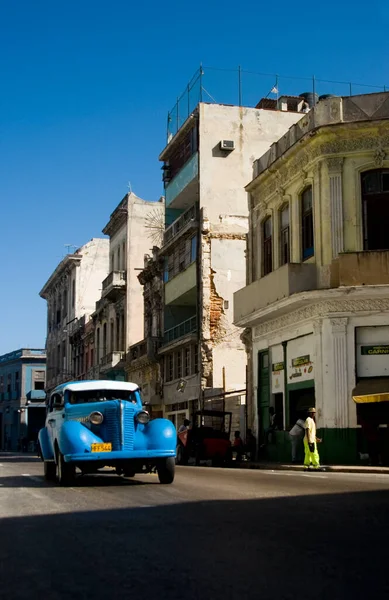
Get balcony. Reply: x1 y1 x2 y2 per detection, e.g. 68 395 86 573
102 271 126 301
162 315 197 348
165 152 199 209
26 390 46 402
165 262 196 306
234 262 317 326
100 351 125 372
127 337 162 367
162 204 198 251
333 251 389 287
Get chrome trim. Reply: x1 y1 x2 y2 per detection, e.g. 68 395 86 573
120 401 124 450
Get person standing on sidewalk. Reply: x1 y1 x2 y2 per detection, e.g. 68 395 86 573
289 418 305 463
304 408 321 470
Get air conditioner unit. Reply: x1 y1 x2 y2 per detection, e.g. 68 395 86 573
220 140 235 151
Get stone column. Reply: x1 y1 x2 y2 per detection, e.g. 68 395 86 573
327 157 344 258
330 317 349 428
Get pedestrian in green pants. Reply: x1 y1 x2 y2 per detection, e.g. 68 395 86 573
304 408 321 469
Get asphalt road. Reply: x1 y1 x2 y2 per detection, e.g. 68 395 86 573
1 454 389 600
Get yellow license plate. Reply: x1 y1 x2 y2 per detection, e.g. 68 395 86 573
91 443 112 453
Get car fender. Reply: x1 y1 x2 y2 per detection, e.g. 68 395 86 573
146 418 176 452
38 427 54 461
57 421 104 456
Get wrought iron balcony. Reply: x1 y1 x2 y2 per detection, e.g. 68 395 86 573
100 351 125 371
162 204 198 249
163 315 197 345
127 337 162 365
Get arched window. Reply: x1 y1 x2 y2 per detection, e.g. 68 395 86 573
361 170 389 250
262 217 272 276
280 204 290 266
301 187 314 260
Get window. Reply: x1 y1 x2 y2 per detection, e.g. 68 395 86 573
117 246 121 271
14 371 19 393
301 187 314 260
176 351 182 379
35 381 45 390
72 280 76 308
184 347 191 376
7 373 11 393
190 236 197 262
110 321 114 352
103 323 107 357
166 354 174 382
280 205 290 266
63 289 68 317
262 217 272 276
96 328 100 362
361 170 389 250
193 345 199 374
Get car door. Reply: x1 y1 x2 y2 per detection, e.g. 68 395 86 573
46 392 64 453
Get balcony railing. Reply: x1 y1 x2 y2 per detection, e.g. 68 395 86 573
102 270 126 291
163 204 198 247
127 337 162 364
164 315 197 344
100 351 125 369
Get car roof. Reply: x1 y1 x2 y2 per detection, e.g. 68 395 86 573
52 380 140 394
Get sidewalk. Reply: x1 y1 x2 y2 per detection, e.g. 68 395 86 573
234 460 389 475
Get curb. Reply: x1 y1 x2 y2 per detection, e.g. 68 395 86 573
235 461 389 475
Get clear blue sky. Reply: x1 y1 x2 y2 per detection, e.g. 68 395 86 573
0 0 387 355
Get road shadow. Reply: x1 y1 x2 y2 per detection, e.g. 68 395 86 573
0 453 41 464
0 472 153 488
0 490 388 599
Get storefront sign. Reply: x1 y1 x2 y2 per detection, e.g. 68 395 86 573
291 355 310 367
272 362 284 372
361 345 389 356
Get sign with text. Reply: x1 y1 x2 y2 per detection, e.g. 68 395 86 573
361 346 389 356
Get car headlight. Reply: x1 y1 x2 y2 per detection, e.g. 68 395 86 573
136 410 150 424
89 411 104 425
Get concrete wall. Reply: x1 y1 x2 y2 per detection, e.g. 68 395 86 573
126 197 164 348
74 238 110 320
165 262 196 306
198 104 303 225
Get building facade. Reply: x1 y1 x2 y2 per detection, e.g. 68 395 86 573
92 192 164 381
126 247 164 418
234 92 389 464
0 348 46 451
159 100 304 427
40 238 109 391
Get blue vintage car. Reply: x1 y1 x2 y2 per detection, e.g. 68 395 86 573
38 380 176 485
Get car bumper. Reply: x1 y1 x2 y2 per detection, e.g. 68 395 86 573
64 449 176 462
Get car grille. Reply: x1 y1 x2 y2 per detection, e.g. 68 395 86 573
122 402 135 451
104 402 135 451
104 404 121 451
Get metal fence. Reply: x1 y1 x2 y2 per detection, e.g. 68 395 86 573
167 65 389 140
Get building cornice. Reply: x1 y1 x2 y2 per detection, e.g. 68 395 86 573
241 287 389 339
40 254 81 299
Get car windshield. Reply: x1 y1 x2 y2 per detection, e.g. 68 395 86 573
68 389 139 405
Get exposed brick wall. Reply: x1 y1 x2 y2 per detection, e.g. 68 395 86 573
209 268 224 341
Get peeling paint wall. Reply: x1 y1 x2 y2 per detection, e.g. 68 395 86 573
197 103 303 397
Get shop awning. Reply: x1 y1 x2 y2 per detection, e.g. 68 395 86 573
352 378 389 403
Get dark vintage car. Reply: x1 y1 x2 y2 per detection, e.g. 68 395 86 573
176 409 232 466
38 380 176 485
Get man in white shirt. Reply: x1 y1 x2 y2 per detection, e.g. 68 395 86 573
289 418 305 463
304 408 321 470
178 419 190 434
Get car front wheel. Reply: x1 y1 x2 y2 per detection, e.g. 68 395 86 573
44 461 56 481
56 449 76 486
157 457 175 484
